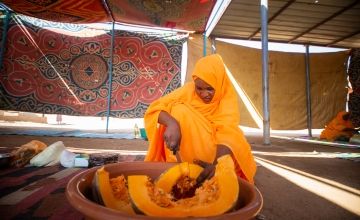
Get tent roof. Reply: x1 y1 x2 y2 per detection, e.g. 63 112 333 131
1 0 359 48
211 0 360 48
1 0 216 32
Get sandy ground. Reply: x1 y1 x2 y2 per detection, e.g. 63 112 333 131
0 120 359 220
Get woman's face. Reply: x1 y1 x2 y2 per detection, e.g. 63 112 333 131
194 78 215 103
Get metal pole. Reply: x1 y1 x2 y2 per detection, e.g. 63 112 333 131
203 32 207 56
0 9 11 71
261 0 270 145
211 37 216 54
106 22 115 133
204 0 225 37
305 45 312 137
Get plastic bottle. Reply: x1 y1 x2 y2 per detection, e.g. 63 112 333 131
134 123 140 139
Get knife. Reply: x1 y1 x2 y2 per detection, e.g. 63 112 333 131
173 150 191 178
174 150 182 163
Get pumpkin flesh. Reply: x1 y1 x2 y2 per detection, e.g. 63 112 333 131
94 166 134 214
155 162 203 193
128 154 239 217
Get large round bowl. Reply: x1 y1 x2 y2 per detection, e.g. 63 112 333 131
66 161 263 220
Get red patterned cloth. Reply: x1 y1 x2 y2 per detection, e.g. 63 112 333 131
0 16 186 117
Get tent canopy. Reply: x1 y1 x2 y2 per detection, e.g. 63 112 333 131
211 0 360 48
1 0 216 32
0 0 357 133
2 0 359 48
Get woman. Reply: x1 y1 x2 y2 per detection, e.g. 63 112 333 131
144 54 256 184
320 111 358 142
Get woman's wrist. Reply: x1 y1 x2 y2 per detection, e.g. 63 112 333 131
215 144 232 164
159 110 181 153
167 117 179 129
158 111 178 128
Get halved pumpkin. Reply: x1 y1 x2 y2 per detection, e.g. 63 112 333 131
128 154 239 217
92 166 135 214
155 162 203 193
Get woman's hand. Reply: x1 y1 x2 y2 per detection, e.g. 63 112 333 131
193 159 216 185
163 122 181 153
158 111 181 153
193 145 232 185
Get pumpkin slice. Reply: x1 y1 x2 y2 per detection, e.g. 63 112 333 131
92 166 135 214
128 154 239 217
155 162 203 193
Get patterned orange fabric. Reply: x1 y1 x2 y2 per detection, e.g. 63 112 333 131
108 0 216 32
144 54 257 183
320 111 356 141
2 0 216 32
2 0 109 23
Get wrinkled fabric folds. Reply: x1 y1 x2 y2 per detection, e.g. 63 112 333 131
320 111 356 141
144 54 256 183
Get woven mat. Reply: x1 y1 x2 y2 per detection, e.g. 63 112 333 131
0 154 145 220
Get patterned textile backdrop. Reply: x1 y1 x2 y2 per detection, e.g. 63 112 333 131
0 15 186 118
1 0 216 32
348 48 360 127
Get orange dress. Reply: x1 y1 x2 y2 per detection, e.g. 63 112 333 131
320 111 356 141
144 54 257 183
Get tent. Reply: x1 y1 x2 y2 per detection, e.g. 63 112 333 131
0 0 359 143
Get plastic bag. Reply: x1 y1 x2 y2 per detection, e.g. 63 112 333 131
11 140 47 168
30 141 66 167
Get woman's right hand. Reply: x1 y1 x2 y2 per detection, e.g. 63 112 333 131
163 121 181 153
158 111 181 153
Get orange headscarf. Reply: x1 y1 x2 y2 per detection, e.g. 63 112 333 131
144 54 256 183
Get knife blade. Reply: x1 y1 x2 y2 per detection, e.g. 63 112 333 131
175 150 182 163
174 151 191 177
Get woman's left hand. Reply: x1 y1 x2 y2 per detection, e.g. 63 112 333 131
193 159 216 186
193 145 232 185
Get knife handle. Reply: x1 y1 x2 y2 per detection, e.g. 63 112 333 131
175 151 182 163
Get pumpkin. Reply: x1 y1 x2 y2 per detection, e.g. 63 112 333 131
92 166 135 214
127 154 239 217
155 162 203 193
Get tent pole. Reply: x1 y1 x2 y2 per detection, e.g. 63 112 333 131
211 37 216 54
0 8 11 71
305 45 312 137
261 0 270 145
203 32 207 56
105 22 115 133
